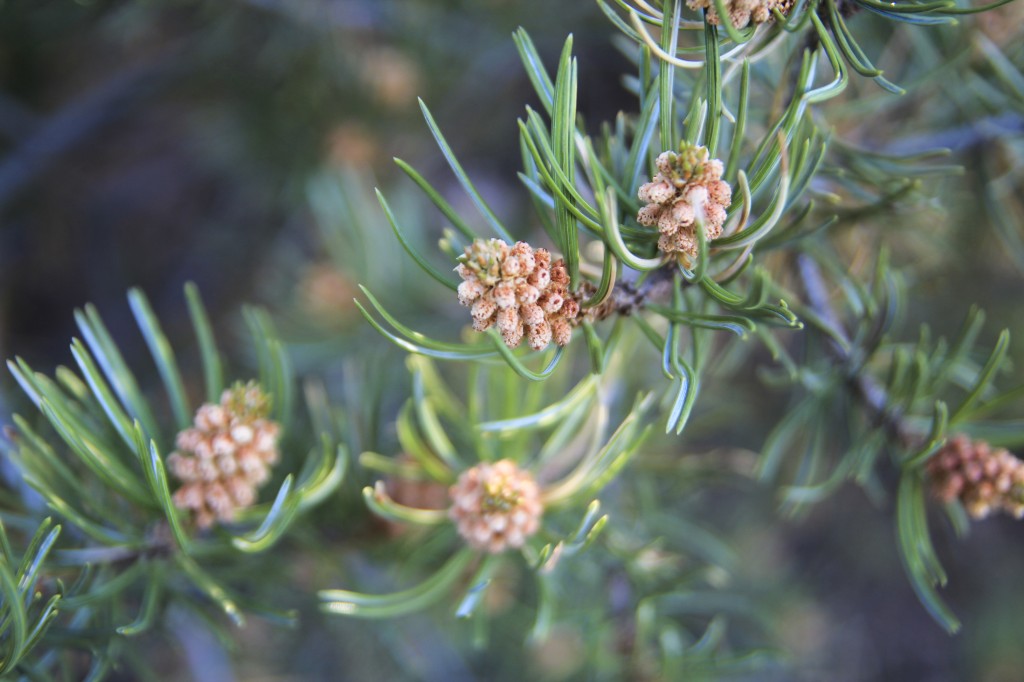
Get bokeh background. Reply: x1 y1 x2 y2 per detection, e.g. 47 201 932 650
1 1 1023 679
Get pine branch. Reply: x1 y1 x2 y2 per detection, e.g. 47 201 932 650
596 265 678 319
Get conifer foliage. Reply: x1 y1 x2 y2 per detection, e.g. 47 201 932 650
2 0 1023 678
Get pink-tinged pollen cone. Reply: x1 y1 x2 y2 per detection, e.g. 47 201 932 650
448 459 543 553
456 239 580 350
168 382 280 529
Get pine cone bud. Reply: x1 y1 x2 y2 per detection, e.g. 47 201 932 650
687 0 794 28
448 459 543 554
456 239 580 351
926 435 1024 520
168 382 281 529
637 143 732 263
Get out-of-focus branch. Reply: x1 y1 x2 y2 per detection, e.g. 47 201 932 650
796 253 916 445
0 42 185 211
0 93 38 141
886 114 1024 155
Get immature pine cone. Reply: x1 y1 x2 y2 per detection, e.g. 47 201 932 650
637 144 732 262
926 435 1024 520
168 382 281 529
448 459 543 553
686 0 793 28
456 239 579 350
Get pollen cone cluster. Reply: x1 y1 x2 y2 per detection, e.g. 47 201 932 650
637 144 732 262
926 435 1024 520
686 0 793 28
168 382 281 529
456 239 580 351
448 459 543 554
